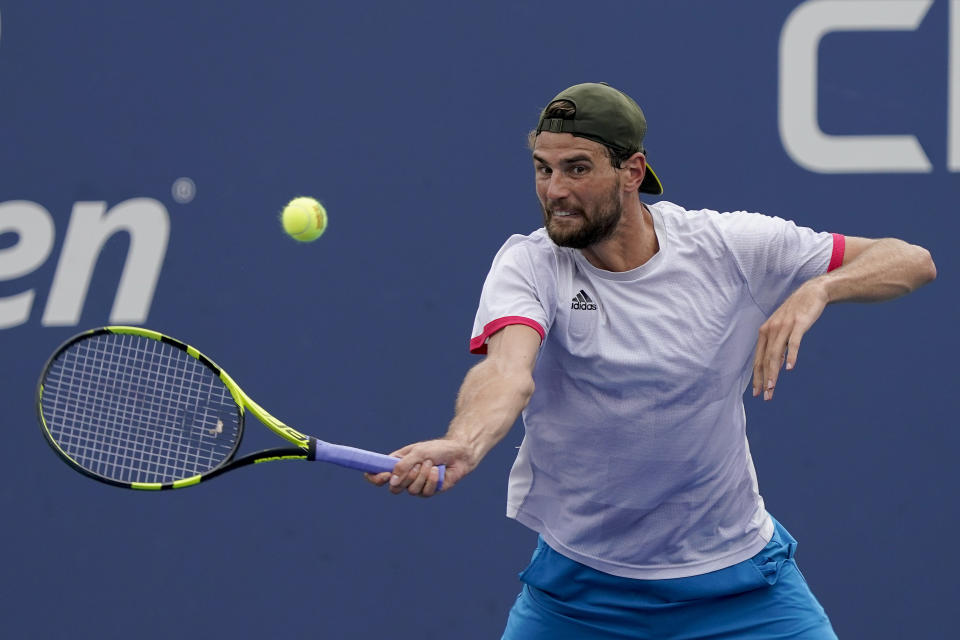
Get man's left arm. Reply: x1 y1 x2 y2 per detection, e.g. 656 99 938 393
753 236 937 400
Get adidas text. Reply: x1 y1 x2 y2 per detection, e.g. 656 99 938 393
571 290 597 311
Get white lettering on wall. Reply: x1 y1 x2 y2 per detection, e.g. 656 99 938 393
0 198 170 329
950 0 960 170
0 202 56 329
42 199 170 326
779 0 935 173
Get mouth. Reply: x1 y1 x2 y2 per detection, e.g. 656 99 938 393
550 210 582 219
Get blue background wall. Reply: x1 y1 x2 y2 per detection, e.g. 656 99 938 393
1 1 955 637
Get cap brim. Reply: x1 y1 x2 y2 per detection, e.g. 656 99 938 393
640 163 663 195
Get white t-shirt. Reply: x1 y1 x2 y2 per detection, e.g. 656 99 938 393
469 201 844 579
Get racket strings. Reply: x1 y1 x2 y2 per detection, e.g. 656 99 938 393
40 333 241 484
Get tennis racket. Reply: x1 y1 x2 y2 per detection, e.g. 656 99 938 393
36 326 444 490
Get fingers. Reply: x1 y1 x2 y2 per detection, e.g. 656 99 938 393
389 461 424 495
401 460 441 497
753 281 828 401
369 438 467 497
388 444 415 458
753 320 801 401
388 447 423 491
762 323 791 400
364 471 391 486
784 326 804 372
363 443 428 492
379 440 448 497
752 331 767 398
388 459 441 497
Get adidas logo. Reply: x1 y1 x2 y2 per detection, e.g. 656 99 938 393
571 289 598 311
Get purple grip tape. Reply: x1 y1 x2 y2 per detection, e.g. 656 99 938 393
313 440 445 491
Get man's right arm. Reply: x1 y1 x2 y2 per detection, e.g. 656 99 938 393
366 323 541 497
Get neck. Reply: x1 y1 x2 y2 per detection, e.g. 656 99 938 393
581 201 659 272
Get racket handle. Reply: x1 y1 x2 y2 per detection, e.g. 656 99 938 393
309 439 445 491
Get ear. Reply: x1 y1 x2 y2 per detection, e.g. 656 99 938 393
620 152 647 192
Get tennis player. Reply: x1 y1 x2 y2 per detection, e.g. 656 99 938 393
367 82 937 638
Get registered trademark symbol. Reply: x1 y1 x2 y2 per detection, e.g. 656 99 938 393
171 177 196 204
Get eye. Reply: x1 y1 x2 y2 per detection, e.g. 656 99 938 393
536 165 552 176
571 165 588 175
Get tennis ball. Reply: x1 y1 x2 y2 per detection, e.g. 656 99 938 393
280 196 328 242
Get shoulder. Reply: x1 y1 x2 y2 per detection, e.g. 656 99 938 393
649 200 730 235
490 228 570 272
649 201 735 255
651 201 796 242
650 200 771 228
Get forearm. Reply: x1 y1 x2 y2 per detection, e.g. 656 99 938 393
373 324 539 496
446 358 534 466
816 238 936 303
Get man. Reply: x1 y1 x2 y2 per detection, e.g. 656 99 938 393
367 83 936 638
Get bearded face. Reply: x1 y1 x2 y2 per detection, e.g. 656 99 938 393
541 177 623 249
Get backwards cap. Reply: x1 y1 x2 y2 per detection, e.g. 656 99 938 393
536 82 663 195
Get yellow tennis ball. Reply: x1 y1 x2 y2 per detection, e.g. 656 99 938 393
280 197 328 242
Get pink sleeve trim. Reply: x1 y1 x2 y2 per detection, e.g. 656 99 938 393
469 316 545 354
828 233 845 272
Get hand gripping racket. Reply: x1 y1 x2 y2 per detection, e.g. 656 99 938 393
36 326 444 490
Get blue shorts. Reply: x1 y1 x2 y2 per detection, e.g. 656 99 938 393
502 518 837 639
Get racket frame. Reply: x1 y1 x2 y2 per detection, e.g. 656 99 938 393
37 326 318 490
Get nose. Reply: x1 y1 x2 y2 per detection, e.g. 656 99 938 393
545 172 570 201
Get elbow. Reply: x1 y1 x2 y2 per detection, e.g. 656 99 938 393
504 369 535 410
518 375 536 408
916 246 937 286
896 239 937 289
